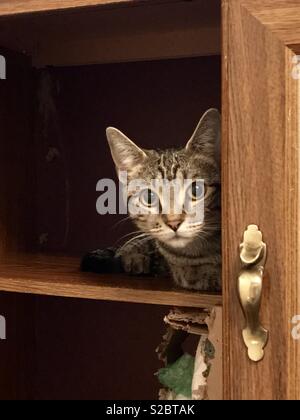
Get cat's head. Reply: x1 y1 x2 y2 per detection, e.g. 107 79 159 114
106 109 221 249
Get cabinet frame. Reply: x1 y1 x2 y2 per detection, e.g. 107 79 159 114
223 0 300 400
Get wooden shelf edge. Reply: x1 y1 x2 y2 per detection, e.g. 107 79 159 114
0 279 222 308
0 0 142 17
0 1 221 67
0 255 222 308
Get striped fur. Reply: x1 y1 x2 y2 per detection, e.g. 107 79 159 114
107 109 221 291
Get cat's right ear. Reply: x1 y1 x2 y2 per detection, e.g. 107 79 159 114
106 127 147 180
185 108 221 165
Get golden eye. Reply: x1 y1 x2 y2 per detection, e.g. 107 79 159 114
189 181 206 201
140 189 159 207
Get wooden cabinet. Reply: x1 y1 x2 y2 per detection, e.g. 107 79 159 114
0 0 299 400
223 0 300 400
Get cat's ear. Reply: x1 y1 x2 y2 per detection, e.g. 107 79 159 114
106 127 147 179
185 108 221 163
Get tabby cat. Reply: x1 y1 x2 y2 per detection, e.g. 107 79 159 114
104 108 221 291
82 109 221 290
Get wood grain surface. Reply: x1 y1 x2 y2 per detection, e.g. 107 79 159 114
0 254 222 308
242 0 300 50
0 0 140 16
0 1 220 66
223 0 300 400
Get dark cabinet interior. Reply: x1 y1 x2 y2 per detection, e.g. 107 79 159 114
0 0 221 399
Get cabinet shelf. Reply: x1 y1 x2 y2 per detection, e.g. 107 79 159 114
0 0 220 67
0 254 222 308
0 0 223 401
0 0 130 16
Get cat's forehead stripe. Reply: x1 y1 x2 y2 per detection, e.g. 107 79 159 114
158 153 167 179
157 151 182 181
137 148 218 184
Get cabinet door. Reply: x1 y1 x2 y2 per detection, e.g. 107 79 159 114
223 0 300 400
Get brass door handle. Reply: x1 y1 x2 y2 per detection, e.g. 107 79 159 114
238 225 268 362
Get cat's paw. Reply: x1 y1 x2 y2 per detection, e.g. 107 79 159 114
121 252 151 275
81 248 123 273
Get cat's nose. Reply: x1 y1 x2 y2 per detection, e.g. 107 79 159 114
167 220 182 232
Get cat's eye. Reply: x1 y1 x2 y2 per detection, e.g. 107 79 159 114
140 189 159 207
189 181 206 201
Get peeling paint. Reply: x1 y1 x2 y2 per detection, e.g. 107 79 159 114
192 336 209 400
157 307 222 400
206 307 223 400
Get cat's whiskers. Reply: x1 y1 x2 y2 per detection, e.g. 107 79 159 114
186 225 202 231
119 233 152 253
111 216 132 229
114 230 145 246
150 227 163 233
150 229 164 237
201 225 220 232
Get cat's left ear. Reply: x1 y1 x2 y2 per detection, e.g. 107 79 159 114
185 108 221 164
